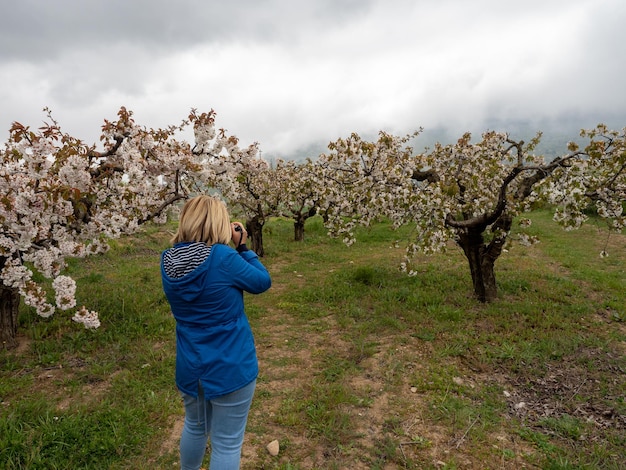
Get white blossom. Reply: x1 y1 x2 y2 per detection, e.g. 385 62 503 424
72 307 100 329
52 275 77 310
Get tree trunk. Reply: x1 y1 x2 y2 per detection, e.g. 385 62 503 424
0 284 20 350
246 216 265 257
456 228 497 302
294 207 317 241
294 216 305 242
454 215 512 302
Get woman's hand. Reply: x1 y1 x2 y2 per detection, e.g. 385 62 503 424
231 222 247 247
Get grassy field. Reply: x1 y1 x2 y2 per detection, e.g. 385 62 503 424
0 209 624 469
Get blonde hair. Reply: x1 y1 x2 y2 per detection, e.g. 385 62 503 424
171 195 232 245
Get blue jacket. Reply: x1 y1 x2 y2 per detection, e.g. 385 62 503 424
160 243 271 398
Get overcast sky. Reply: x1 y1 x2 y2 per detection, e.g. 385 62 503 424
1 0 625 159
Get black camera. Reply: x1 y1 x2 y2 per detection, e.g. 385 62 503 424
234 225 243 233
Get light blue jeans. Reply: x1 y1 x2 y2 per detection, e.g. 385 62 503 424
180 379 256 470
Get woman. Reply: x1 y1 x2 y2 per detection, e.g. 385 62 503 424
160 195 271 470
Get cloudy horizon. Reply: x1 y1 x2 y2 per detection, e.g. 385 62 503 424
1 0 625 159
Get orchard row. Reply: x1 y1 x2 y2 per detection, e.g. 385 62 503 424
1 107 623 346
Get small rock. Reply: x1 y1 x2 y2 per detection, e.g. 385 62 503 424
410 387 418 393
514 402 526 410
266 439 280 456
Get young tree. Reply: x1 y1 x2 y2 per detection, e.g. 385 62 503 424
274 159 321 241
401 127 624 302
403 131 559 301
205 138 279 256
0 107 241 348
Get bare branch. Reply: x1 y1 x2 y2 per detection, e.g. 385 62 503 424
137 193 187 225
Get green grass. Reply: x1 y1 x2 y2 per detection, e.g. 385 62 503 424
1 210 624 469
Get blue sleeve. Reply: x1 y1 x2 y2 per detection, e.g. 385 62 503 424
220 246 271 294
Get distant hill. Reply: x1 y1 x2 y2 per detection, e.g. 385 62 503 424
264 112 626 163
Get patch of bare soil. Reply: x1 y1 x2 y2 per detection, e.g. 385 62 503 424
503 348 625 435
243 311 346 468
159 417 184 457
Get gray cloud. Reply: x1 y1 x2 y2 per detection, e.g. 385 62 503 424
1 0 624 158
0 0 374 60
